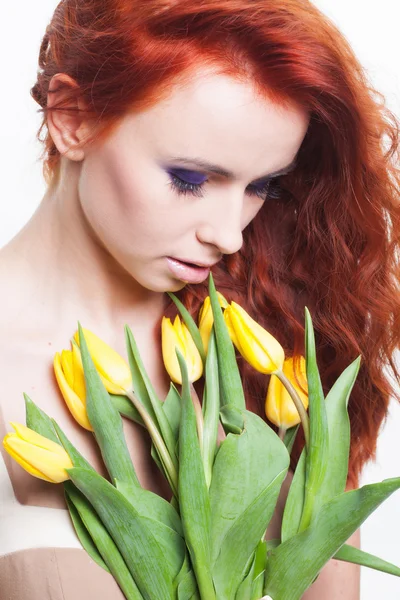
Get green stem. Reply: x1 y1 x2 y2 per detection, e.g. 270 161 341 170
125 388 179 497
274 370 310 450
278 425 287 441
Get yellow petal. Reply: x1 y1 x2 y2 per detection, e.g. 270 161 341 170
181 321 203 382
161 317 183 384
73 328 131 391
161 316 202 384
198 296 211 327
9 422 67 456
53 353 94 431
265 356 308 428
216 291 230 309
60 349 74 388
172 315 187 350
223 307 244 353
3 434 54 482
229 302 284 373
71 344 87 400
3 433 72 483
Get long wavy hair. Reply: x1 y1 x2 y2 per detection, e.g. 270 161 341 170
31 0 400 488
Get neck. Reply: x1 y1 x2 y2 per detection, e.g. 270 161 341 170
0 159 168 339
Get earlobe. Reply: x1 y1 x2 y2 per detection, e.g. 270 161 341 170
46 73 88 162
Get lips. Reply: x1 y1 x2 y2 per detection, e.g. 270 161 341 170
173 258 220 268
166 257 212 284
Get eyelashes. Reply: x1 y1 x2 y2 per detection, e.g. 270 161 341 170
167 172 283 201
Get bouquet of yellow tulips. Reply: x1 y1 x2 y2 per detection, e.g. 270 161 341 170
3 273 400 600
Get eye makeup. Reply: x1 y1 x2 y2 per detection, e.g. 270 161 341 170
164 156 297 181
166 168 283 201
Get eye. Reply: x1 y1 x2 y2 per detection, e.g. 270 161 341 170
167 169 283 201
167 170 206 198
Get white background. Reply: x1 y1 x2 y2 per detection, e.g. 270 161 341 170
0 2 399 598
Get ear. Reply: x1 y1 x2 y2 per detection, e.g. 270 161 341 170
46 73 92 162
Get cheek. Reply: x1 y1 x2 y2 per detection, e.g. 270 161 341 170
78 149 187 251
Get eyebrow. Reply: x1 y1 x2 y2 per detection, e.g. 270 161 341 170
165 156 297 182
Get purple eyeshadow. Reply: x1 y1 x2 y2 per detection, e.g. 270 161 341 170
168 169 207 185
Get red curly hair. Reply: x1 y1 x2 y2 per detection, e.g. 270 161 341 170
31 0 400 488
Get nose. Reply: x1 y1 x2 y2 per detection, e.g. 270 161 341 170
196 193 244 256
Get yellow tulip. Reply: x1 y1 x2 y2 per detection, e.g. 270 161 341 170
223 301 285 374
53 343 93 431
198 292 229 354
265 356 309 428
161 315 203 384
72 327 132 394
3 422 73 483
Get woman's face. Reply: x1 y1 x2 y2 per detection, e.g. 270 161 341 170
77 68 309 292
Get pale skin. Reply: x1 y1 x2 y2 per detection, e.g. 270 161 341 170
0 66 360 597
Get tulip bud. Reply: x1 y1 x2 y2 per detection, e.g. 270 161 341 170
72 327 132 394
223 301 285 374
266 356 308 429
3 422 73 483
198 292 229 355
54 344 94 431
161 315 203 384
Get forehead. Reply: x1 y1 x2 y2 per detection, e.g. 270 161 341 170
118 68 310 180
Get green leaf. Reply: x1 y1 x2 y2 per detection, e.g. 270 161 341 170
209 409 289 599
115 480 182 536
236 540 268 600
251 571 266 600
64 489 110 573
150 382 182 480
251 540 268 600
176 348 216 599
281 449 306 542
174 551 200 599
210 410 288 563
314 356 361 508
125 325 178 474
24 394 60 444
264 477 400 600
166 291 207 365
208 272 245 410
51 419 94 471
213 470 287 599
64 482 144 599
111 394 145 426
162 382 183 442
282 424 299 455
67 467 181 600
78 323 140 487
333 543 400 577
297 307 329 532
281 354 361 542
177 569 200 600
219 404 245 434
235 549 257 600
202 328 220 489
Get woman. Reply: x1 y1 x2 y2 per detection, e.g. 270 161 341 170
0 0 399 598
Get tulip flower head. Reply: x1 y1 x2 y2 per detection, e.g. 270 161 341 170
198 292 229 355
266 355 309 429
3 422 73 483
54 342 94 431
162 315 203 384
73 327 132 395
224 301 285 374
